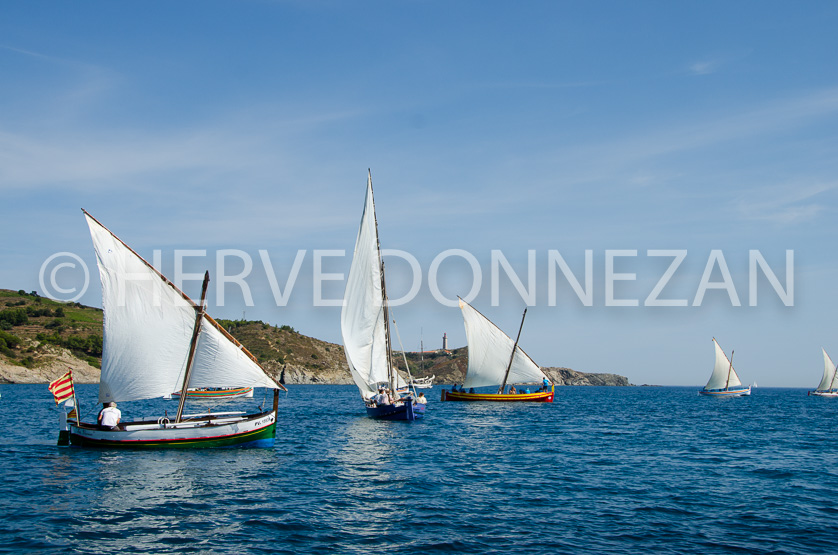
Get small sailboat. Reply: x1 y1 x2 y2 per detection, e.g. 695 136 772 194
341 172 423 420
809 348 838 397
699 338 751 397
59 210 287 448
441 298 554 402
409 334 434 388
410 375 435 389
171 387 254 399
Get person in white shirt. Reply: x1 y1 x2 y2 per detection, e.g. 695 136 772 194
375 388 389 406
98 402 121 430
415 392 427 405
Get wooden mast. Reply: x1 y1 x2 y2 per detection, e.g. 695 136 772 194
725 349 734 391
175 271 210 423
369 170 396 401
498 308 528 394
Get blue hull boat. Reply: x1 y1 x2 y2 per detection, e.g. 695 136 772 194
366 400 424 421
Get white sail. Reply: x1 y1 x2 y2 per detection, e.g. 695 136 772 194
459 298 547 388
817 348 836 392
189 316 282 390
704 338 743 390
341 175 390 398
85 212 278 404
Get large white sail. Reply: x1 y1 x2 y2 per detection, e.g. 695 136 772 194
705 338 743 390
341 175 390 398
85 212 279 404
459 298 547 388
817 348 836 392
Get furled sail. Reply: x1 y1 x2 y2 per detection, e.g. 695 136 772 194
817 348 836 392
341 175 391 398
459 298 547 388
85 212 280 404
704 338 742 390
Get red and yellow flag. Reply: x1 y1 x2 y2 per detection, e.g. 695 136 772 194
48 370 75 405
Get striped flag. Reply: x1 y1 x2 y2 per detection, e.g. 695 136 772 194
48 370 75 405
66 407 78 420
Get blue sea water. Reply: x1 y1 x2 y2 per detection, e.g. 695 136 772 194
1 384 838 554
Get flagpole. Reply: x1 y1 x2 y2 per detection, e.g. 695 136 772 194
68 369 80 424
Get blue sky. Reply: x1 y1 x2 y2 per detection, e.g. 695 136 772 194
3 1 838 386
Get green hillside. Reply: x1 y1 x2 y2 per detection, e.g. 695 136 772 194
0 289 103 370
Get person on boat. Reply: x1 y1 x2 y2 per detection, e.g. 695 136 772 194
98 402 121 430
468 387 475 394
542 377 550 391
509 385 517 394
374 387 389 406
415 392 427 405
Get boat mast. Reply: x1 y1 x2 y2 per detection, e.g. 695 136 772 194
498 307 528 394
175 271 210 423
724 349 734 391
420 330 424 376
829 358 838 392
369 170 395 398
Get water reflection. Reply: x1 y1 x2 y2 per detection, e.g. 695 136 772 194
326 418 406 545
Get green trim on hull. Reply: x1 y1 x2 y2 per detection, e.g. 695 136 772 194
68 421 276 449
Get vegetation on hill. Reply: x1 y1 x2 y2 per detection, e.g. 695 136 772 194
0 288 629 386
0 289 103 370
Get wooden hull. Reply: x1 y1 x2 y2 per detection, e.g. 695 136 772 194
699 386 751 397
441 385 554 402
171 387 254 399
809 390 838 397
365 400 425 421
66 410 276 449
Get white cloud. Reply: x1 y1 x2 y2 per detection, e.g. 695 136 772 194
735 182 835 225
689 60 719 75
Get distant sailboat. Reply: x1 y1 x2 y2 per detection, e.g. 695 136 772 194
171 387 254 400
441 298 554 402
341 171 423 420
699 338 751 397
809 348 838 397
410 375 434 389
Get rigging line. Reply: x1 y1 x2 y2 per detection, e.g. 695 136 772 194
390 311 417 398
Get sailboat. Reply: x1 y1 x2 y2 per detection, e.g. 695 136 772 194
809 348 838 397
341 172 423 420
410 375 435 389
441 298 554 402
59 210 287 448
699 338 751 397
171 386 254 400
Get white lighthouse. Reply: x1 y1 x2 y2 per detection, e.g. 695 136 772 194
442 332 448 350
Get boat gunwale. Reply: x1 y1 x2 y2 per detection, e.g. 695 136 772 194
442 388 554 403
